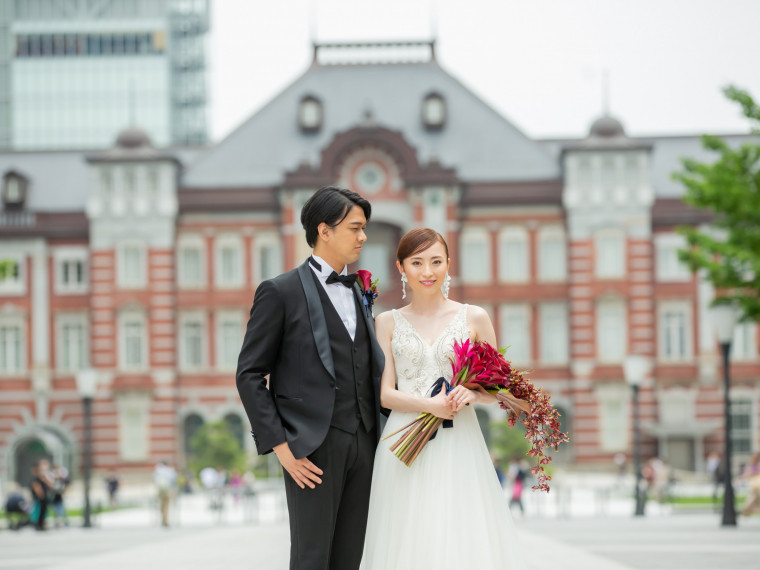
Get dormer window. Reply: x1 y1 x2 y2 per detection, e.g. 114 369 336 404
298 95 323 133
422 92 446 130
2 172 28 211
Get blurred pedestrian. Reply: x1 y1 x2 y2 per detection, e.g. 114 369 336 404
738 452 760 517
507 456 526 516
491 454 506 488
50 464 70 527
5 488 31 530
105 471 120 508
30 459 53 531
153 460 177 527
705 451 722 509
229 469 244 505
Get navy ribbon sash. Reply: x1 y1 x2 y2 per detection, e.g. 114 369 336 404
429 376 454 441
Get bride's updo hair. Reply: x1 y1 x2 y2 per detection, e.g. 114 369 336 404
396 228 449 263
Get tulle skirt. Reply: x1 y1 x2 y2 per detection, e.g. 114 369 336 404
362 406 526 569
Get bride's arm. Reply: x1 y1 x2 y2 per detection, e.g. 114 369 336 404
376 312 455 419
448 305 499 409
470 305 530 412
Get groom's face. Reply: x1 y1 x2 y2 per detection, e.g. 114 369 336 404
320 205 367 266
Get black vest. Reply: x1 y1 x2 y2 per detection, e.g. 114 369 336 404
312 273 376 434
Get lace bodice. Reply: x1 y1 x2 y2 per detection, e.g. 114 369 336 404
391 304 470 398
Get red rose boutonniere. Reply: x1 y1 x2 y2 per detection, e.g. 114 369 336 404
356 270 379 318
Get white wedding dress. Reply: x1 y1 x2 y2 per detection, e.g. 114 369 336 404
362 305 526 569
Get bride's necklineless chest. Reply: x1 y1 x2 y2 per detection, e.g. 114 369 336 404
394 305 468 349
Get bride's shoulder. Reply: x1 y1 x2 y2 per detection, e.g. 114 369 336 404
374 310 398 341
463 303 491 324
374 310 396 330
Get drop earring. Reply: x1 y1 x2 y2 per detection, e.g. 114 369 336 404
442 273 451 299
401 272 408 300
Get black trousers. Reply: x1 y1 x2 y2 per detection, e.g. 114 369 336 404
283 424 376 570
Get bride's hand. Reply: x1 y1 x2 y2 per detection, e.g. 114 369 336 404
427 391 457 420
446 385 476 412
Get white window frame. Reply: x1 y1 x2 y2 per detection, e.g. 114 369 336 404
596 386 630 452
56 313 89 373
118 310 147 371
460 227 491 284
733 321 758 362
253 233 283 285
53 246 89 295
176 234 206 289
117 393 150 462
655 233 691 283
596 298 627 363
537 226 567 282
498 303 531 366
215 234 244 289
595 229 626 279
117 241 147 289
216 310 244 372
178 311 206 371
658 300 693 363
539 302 569 365
0 313 26 375
0 253 26 296
729 394 756 457
498 226 529 283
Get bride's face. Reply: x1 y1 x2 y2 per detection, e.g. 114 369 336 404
397 241 449 297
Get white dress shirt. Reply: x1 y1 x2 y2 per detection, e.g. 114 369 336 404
309 255 357 340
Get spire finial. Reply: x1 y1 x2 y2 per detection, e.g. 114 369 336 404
602 69 610 116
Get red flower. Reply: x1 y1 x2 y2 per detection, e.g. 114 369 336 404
356 269 373 292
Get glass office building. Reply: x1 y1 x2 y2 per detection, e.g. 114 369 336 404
0 0 209 149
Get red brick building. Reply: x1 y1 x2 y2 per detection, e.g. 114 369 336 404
1 41 758 487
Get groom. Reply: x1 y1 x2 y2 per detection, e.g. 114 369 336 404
236 186 385 569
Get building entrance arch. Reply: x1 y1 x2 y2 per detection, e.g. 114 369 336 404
9 427 73 488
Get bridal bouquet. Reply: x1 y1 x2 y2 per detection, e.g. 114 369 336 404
383 339 569 492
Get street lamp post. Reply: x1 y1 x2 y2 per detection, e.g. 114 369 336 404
624 354 648 517
711 303 739 527
75 368 97 529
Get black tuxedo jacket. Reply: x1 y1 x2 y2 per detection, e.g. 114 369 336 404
236 259 385 458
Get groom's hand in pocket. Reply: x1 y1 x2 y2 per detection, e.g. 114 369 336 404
274 441 323 489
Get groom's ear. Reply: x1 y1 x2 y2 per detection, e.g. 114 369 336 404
317 222 331 243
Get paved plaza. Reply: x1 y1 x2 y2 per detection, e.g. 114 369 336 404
2 481 759 570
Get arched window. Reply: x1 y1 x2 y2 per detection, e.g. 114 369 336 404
183 413 204 457
2 171 28 210
298 95 323 133
421 92 446 130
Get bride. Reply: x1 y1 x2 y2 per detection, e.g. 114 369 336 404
362 228 526 569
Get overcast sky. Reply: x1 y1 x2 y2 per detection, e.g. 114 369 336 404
208 0 760 143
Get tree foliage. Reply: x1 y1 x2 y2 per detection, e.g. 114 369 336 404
0 260 15 280
188 421 246 476
673 86 760 321
488 419 530 467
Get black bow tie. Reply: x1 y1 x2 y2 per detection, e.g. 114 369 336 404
326 271 356 288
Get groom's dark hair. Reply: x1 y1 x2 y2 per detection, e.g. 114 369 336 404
301 186 372 247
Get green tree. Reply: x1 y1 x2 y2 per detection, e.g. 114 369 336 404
488 420 530 467
188 421 246 476
673 86 760 321
0 259 15 280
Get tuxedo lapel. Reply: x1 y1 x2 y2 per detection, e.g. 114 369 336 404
352 283 384 379
297 261 336 381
